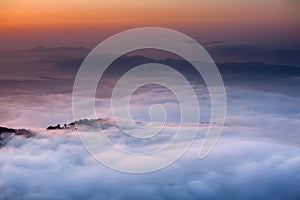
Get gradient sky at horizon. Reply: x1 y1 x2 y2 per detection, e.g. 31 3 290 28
1 0 299 50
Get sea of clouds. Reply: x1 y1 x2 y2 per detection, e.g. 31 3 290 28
1 48 300 199
1 85 300 200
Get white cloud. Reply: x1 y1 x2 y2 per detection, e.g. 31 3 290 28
1 130 300 200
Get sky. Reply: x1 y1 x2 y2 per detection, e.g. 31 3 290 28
0 0 299 50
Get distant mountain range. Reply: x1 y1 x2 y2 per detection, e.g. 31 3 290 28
26 45 300 66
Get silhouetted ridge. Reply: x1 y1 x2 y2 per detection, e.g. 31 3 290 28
0 126 33 147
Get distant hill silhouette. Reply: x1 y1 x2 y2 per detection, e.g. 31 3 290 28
46 118 115 131
0 126 34 147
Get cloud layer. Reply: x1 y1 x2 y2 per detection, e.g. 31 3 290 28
0 131 300 200
1 47 300 199
1 83 300 199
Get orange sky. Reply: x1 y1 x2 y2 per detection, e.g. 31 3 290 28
1 0 299 49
